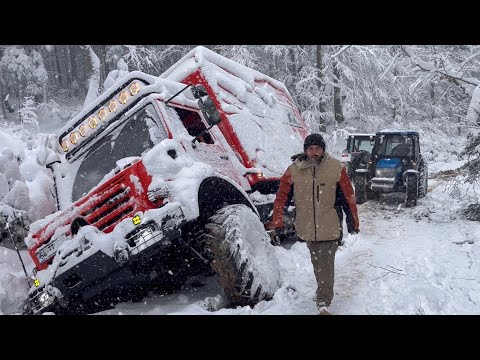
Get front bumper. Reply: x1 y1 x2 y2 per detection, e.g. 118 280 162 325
28 206 187 314
370 177 396 192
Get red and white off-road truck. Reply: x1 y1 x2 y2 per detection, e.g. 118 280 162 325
25 46 308 314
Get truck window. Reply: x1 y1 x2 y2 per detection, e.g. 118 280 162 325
72 104 166 201
171 106 214 144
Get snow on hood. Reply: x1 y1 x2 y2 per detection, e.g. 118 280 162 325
143 138 254 220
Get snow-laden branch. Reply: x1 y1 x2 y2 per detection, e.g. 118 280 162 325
331 45 352 59
467 84 480 135
82 45 101 110
379 52 400 81
401 45 480 130
401 45 479 90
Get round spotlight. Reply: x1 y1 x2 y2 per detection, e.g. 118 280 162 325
98 108 108 121
61 140 69 152
69 132 79 145
108 100 118 113
88 116 98 129
79 125 88 137
129 82 140 96
119 91 129 104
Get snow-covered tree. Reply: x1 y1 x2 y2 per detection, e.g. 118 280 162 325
82 45 101 109
0 46 48 104
103 58 129 90
18 96 39 137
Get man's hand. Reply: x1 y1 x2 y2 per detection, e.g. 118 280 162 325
348 229 360 235
269 228 285 246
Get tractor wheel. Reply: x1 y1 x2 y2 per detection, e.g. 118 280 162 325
405 173 418 208
203 204 281 307
354 174 368 204
418 163 428 198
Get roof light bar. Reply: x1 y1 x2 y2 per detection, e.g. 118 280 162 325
60 81 142 154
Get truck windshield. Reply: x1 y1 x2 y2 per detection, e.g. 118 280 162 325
71 104 163 202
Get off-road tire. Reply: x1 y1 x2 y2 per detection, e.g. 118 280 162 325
354 173 368 204
418 162 428 198
405 173 418 207
203 204 281 307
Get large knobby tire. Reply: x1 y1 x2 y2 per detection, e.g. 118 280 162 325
354 173 367 205
405 173 418 208
418 162 428 198
203 204 281 307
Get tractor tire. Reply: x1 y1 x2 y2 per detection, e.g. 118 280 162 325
405 173 418 208
354 174 368 205
203 204 281 307
418 163 428 198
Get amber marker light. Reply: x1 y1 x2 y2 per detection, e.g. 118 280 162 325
129 82 140 96
119 91 129 104
79 124 88 137
61 140 69 152
69 132 79 145
88 116 98 129
98 108 108 121
108 100 118 112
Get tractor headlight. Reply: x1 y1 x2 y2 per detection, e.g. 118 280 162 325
375 168 398 178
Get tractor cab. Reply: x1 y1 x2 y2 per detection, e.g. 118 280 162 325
354 130 428 208
341 133 375 179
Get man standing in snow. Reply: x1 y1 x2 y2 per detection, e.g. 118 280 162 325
271 133 360 315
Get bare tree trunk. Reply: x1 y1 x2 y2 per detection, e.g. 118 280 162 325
430 81 435 121
289 47 297 77
17 87 21 122
54 46 63 87
332 58 344 125
392 67 398 121
69 45 78 84
65 46 72 89
0 54 7 119
316 45 327 131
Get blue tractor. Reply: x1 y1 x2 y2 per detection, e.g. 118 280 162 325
353 130 428 207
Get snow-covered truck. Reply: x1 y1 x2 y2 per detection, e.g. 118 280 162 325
24 46 308 314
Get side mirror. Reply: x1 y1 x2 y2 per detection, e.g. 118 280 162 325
191 84 209 99
191 85 222 127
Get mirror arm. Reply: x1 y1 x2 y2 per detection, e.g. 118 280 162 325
165 83 192 106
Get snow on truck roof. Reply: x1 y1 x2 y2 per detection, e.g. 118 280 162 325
160 46 294 104
161 46 306 176
58 47 306 176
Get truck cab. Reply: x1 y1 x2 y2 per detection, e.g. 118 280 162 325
24 47 307 314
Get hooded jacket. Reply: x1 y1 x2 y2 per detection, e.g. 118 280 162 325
272 153 359 241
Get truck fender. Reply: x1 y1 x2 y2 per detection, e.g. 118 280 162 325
403 169 418 179
197 177 257 221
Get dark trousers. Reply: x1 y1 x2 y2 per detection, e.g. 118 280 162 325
306 240 339 308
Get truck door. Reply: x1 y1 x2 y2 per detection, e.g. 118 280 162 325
158 102 250 190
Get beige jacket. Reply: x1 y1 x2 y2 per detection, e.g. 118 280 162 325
272 153 359 241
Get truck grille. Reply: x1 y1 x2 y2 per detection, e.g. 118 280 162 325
80 176 135 232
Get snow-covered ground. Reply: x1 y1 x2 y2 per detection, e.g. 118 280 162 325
99 161 478 315
1 152 479 315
